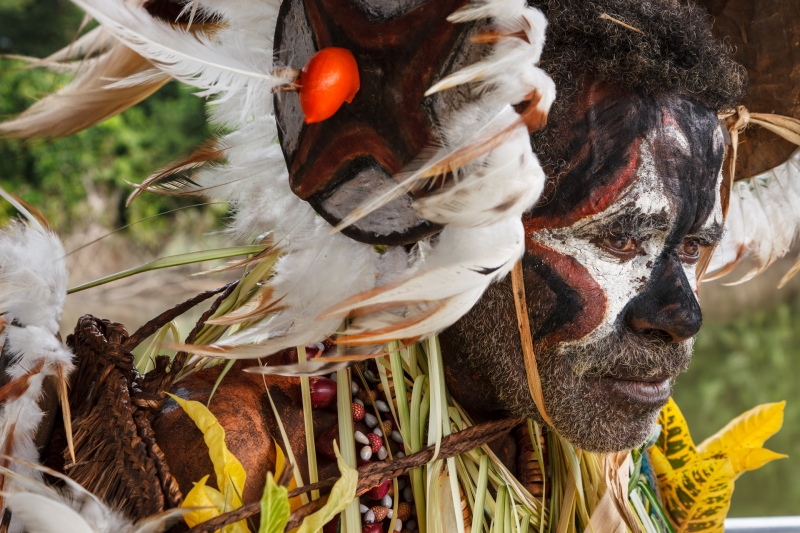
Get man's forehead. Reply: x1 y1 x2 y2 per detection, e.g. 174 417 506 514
525 85 725 235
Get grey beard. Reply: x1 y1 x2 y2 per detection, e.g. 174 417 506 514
486 328 694 452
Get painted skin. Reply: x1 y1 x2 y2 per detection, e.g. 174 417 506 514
440 81 727 453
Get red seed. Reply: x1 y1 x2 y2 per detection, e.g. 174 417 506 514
362 525 383 533
323 515 340 533
365 479 391 500
298 47 360 124
310 376 337 409
316 424 340 461
367 433 383 454
352 402 366 421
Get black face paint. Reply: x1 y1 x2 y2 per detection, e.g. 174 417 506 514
617 94 724 342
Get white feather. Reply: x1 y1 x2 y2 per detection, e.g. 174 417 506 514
707 148 800 285
0 461 185 533
72 0 288 105
0 191 73 533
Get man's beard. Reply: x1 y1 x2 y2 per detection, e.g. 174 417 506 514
486 327 694 452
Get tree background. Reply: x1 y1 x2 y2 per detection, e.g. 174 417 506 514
1 0 798 519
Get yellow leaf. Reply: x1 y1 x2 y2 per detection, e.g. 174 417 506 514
657 398 697 470
168 394 247 509
725 447 787 479
259 471 290 533
697 402 785 458
273 439 302 512
659 459 735 533
296 443 358 533
648 446 673 483
183 475 220 528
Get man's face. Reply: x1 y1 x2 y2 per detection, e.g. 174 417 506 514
441 83 726 452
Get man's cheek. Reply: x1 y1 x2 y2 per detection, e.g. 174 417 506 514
523 239 607 350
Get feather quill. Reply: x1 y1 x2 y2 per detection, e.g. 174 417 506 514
71 0 288 104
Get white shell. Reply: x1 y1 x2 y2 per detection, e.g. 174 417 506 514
364 413 378 428
377 447 388 460
359 446 373 461
354 431 370 445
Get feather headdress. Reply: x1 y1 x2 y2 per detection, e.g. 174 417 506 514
0 189 73 531
2 0 553 373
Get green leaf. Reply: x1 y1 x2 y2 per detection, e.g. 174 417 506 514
258 472 290 533
296 443 358 533
67 245 266 293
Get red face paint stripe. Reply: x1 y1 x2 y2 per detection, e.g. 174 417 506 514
525 239 607 351
524 138 641 232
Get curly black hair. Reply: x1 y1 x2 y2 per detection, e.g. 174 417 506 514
528 0 746 168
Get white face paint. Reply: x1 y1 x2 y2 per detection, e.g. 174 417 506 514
530 124 725 346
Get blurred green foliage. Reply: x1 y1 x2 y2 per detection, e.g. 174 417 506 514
674 296 800 517
0 0 220 249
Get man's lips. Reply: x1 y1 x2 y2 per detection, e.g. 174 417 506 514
601 377 672 406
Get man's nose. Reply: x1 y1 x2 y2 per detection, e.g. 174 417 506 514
623 253 702 343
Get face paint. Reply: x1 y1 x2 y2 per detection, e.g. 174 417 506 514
440 83 726 452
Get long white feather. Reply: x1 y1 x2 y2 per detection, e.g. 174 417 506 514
72 0 288 104
707 148 800 285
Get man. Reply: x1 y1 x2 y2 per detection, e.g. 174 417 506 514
149 0 746 505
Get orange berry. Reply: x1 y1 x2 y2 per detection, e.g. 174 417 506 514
298 47 360 124
397 502 412 521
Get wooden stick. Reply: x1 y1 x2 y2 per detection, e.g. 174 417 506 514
510 261 554 427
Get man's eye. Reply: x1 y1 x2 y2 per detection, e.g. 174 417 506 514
602 234 637 254
680 237 702 261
